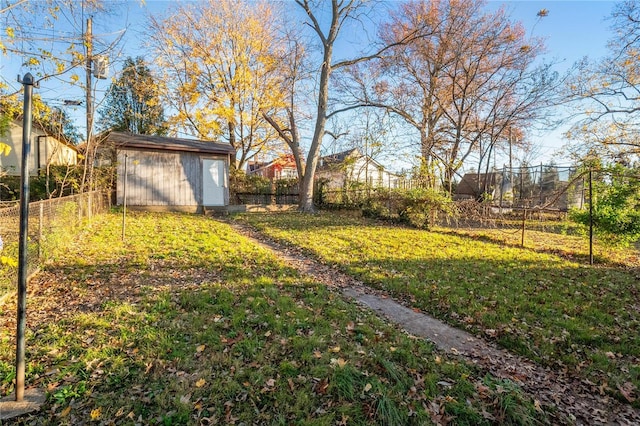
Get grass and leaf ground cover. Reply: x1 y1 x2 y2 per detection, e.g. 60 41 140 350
438 222 639 267
0 212 543 425
236 212 640 408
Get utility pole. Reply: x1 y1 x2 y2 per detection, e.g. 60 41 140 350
86 17 93 146
81 16 95 192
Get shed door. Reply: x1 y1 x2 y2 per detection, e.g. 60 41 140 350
202 159 226 206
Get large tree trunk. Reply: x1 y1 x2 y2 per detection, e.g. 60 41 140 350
297 3 335 212
298 171 316 212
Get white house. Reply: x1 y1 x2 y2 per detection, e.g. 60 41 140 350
315 148 399 189
0 119 77 176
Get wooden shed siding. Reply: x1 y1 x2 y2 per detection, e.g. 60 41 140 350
117 149 205 206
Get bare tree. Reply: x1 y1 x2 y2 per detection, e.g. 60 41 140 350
564 0 640 161
290 0 421 212
261 30 311 185
344 0 558 191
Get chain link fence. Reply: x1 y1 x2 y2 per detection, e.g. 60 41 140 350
0 191 110 296
454 165 584 210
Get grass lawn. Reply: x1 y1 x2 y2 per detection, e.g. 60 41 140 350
236 211 640 408
0 212 542 425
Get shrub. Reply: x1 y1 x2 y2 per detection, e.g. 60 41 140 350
569 165 640 246
363 187 454 228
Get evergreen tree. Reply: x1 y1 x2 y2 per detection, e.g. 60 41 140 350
98 57 167 135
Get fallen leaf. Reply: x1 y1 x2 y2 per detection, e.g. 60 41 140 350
534 399 542 412
475 383 490 397
618 382 636 402
329 346 341 353
60 406 71 417
316 377 329 395
180 394 192 404
364 383 372 392
90 407 102 420
196 344 206 353
330 357 347 368
195 378 206 388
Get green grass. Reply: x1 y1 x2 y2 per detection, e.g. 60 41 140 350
236 211 640 407
0 211 543 424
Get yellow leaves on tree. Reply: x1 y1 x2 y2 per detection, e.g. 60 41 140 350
24 57 41 67
148 0 287 170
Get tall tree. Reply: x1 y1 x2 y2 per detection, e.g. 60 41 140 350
346 0 556 191
147 0 285 171
261 30 310 186
97 57 166 135
290 0 420 212
565 0 640 161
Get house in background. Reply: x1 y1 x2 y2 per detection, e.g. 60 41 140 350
247 154 298 180
315 148 398 189
454 172 500 201
0 119 77 176
106 131 235 212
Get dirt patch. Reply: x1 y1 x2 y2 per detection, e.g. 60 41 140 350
226 219 640 425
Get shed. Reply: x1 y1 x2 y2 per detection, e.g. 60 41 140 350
107 132 235 212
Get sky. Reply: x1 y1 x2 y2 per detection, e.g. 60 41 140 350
1 0 620 172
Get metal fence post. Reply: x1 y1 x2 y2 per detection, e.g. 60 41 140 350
15 73 38 402
122 154 128 241
589 169 594 265
38 203 43 260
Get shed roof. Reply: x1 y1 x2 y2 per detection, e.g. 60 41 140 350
106 131 235 155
